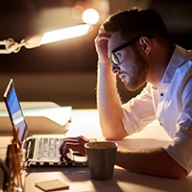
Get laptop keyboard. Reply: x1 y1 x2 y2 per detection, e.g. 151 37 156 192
37 137 63 161
25 137 88 167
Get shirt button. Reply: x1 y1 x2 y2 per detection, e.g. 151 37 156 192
160 93 164 96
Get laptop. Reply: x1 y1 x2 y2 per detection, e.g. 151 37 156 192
3 79 88 167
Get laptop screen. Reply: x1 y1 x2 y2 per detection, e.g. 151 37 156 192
3 79 29 143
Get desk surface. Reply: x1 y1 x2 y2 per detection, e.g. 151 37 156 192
1 108 192 192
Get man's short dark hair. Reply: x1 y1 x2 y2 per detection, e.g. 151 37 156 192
101 8 170 42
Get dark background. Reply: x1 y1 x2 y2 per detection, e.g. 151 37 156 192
0 0 192 108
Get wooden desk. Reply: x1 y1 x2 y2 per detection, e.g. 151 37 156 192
1 109 192 192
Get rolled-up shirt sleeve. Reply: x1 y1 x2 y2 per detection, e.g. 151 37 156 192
166 121 192 174
166 71 192 173
165 80 192 174
122 83 156 135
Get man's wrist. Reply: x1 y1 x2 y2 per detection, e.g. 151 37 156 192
98 59 111 67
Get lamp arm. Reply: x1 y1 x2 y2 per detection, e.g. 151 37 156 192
23 34 43 49
0 35 43 54
0 38 25 54
0 24 93 54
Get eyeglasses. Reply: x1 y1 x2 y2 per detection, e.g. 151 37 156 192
110 34 153 65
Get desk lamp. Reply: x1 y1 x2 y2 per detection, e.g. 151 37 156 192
0 23 93 54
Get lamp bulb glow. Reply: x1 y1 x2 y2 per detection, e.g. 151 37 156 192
82 8 100 25
40 24 92 45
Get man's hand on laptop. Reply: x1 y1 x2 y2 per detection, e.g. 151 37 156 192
59 135 90 157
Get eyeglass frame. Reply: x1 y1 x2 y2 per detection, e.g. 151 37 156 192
110 34 153 65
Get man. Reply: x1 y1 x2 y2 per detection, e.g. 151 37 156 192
59 8 192 179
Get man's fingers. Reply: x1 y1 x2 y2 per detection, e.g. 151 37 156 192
59 136 88 155
59 142 75 155
59 142 85 156
94 33 110 44
59 138 78 154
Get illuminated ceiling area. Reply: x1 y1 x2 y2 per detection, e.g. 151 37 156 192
0 0 191 73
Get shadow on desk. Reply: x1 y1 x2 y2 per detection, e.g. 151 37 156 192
26 165 192 192
115 168 192 192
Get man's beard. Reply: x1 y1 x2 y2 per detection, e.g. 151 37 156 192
123 49 148 91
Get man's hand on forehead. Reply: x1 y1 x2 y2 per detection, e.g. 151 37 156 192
98 29 111 38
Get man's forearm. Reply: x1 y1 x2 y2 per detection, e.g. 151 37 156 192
97 62 127 139
116 146 187 179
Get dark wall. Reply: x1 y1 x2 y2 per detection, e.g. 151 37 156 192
149 0 192 50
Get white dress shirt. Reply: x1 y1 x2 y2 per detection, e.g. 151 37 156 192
121 45 192 173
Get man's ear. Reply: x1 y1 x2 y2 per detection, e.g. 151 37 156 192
139 36 151 55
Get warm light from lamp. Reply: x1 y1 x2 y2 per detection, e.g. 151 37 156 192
82 8 100 25
40 23 92 45
0 23 93 53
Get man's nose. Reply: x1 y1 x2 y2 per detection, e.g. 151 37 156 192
111 64 120 73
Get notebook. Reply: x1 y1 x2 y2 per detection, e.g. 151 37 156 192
3 79 88 167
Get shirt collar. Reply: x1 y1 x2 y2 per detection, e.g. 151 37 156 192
159 45 188 84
